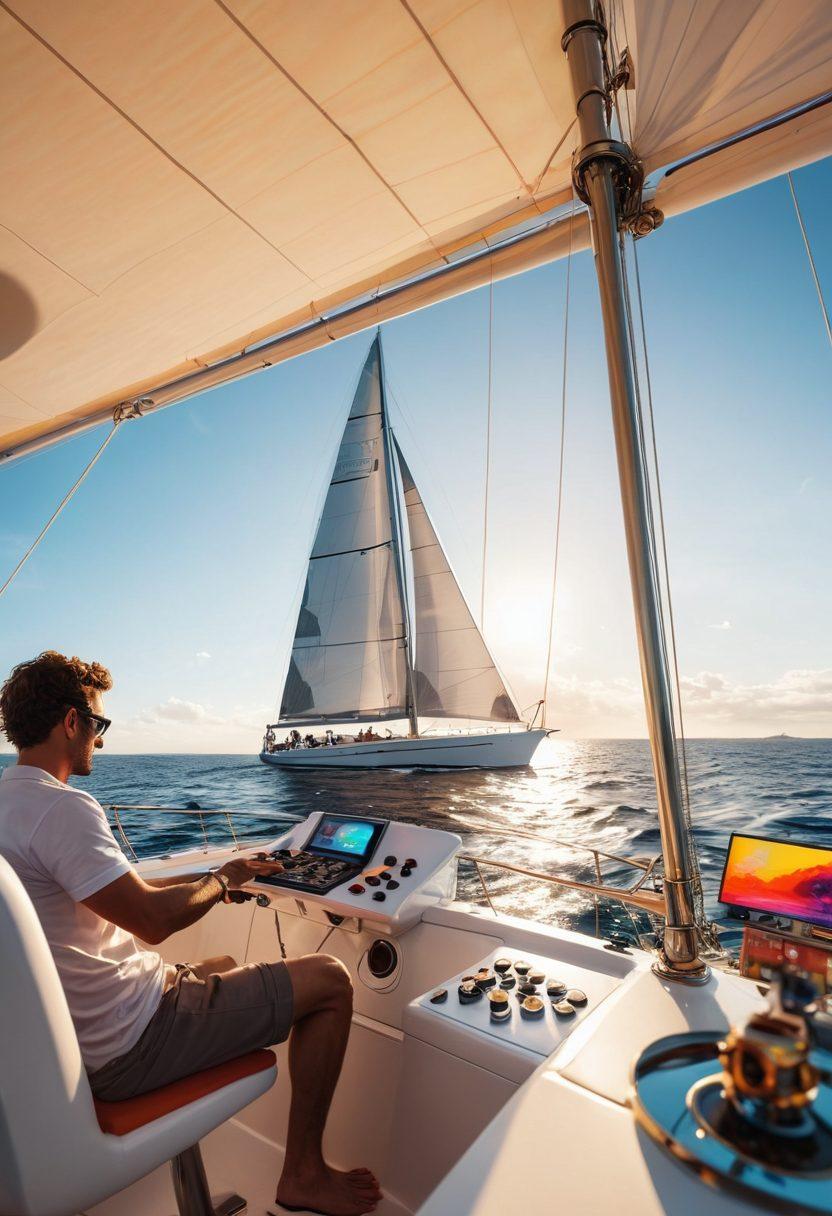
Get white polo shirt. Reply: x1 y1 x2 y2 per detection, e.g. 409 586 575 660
0 764 168 1071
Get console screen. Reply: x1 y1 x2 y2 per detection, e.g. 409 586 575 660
306 814 385 860
719 833 832 929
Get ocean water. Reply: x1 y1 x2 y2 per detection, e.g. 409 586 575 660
3 737 830 950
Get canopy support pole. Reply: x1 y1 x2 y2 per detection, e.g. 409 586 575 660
561 0 708 983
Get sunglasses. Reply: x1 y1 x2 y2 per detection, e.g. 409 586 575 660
77 708 111 737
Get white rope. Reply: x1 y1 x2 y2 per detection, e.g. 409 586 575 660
0 421 122 601
787 171 832 353
480 261 494 630
540 198 575 729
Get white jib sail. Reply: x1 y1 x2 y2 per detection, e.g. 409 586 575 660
394 440 519 725
279 339 408 727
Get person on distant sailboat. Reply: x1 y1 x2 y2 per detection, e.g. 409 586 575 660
0 652 382 1215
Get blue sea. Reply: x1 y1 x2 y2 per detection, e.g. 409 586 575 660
3 738 830 951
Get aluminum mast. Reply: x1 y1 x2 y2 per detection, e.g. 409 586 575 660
561 0 708 983
378 338 419 738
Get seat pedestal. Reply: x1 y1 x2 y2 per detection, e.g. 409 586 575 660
171 1143 246 1216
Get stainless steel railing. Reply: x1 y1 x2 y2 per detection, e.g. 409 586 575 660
104 804 664 919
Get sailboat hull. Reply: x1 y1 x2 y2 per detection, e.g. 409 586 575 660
260 729 547 769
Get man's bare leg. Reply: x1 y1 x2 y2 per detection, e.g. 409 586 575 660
276 955 381 1215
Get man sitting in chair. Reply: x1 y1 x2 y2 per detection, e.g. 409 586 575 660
0 652 381 1216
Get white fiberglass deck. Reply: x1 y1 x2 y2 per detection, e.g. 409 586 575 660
80 830 766 1216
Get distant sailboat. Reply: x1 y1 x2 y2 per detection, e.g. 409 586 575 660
260 336 547 769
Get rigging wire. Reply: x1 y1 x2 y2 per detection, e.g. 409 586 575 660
0 420 122 601
540 196 575 730
480 261 494 630
787 171 832 353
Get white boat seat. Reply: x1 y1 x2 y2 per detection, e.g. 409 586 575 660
0 855 277 1216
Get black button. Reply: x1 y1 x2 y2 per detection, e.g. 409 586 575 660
430 988 447 1004
379 871 392 881
384 855 397 866
400 866 412 877
404 858 417 868
348 884 364 895
386 879 400 890
365 875 381 887
372 891 386 902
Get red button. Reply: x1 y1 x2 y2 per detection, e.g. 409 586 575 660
348 884 365 895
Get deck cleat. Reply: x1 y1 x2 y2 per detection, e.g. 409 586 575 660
553 999 576 1017
513 960 532 976
489 990 511 1022
546 979 567 999
429 988 448 1004
565 988 588 1006
458 980 483 1004
493 957 512 974
520 995 545 1019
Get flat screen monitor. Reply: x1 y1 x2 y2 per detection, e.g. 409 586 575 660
304 814 387 863
719 832 832 930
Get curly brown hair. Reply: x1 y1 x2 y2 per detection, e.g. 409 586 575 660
0 651 113 750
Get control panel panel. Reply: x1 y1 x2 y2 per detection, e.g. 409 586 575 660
250 811 461 933
406 946 622 1079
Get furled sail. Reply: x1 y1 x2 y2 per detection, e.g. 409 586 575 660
279 339 408 727
394 441 519 724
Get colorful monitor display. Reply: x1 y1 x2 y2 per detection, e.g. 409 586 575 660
719 833 832 929
306 814 385 860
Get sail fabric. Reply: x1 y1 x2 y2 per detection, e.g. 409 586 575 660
5 0 831 459
395 442 519 724
279 340 408 726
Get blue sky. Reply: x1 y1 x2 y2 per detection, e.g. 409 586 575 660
1 157 829 750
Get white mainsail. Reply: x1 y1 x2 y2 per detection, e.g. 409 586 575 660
279 338 408 728
394 441 519 725
278 338 519 732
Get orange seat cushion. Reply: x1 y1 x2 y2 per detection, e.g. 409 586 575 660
94 1049 276 1136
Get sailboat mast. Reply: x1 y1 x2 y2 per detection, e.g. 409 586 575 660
378 338 419 737
561 1 708 983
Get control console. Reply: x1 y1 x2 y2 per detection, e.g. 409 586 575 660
406 946 622 1082
250 811 461 933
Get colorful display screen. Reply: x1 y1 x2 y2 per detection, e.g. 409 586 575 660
306 814 385 860
719 833 832 929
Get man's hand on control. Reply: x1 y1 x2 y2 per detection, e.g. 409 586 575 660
217 854 284 891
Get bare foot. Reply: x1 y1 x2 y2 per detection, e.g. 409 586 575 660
276 1162 381 1215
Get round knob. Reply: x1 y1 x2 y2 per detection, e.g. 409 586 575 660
367 939 397 978
372 891 386 902
379 871 392 881
384 855 397 866
529 971 546 987
386 879 400 890
365 875 381 887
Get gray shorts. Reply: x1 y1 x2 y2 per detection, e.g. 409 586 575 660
88 960 293 1102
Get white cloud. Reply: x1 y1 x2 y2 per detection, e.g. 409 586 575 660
708 620 732 631
106 698 273 752
547 668 832 737
195 651 211 661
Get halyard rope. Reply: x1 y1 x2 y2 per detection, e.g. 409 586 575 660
0 421 122 601
540 196 575 730
480 261 495 630
787 171 832 353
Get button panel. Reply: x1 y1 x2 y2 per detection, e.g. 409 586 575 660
413 947 621 1062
